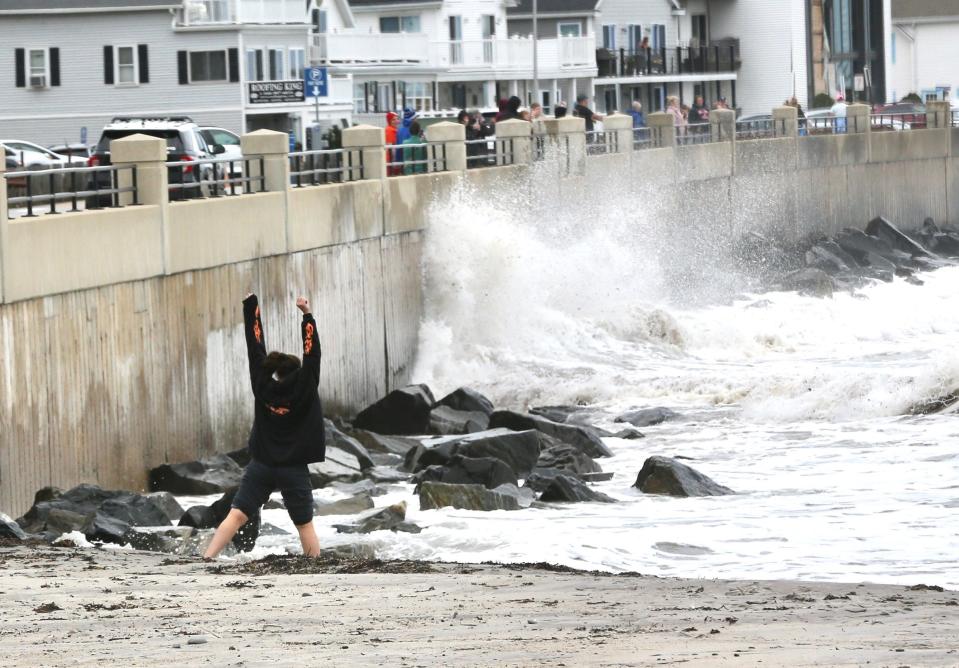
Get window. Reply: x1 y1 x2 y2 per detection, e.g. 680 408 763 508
312 8 327 33
691 14 707 46
627 24 642 51
189 50 228 82
115 46 137 85
482 15 495 63
402 81 433 112
288 48 305 80
449 16 463 64
651 24 666 50
891 31 896 64
246 48 264 81
201 129 239 147
268 48 285 80
380 16 420 33
558 22 581 37
29 48 48 87
602 25 616 50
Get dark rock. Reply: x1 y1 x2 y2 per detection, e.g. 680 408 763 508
610 428 645 440
454 429 543 478
0 512 27 541
402 440 461 473
419 481 521 512
178 488 260 552
258 523 289 536
43 507 90 535
313 494 375 516
83 512 134 544
32 486 62 505
536 443 602 477
144 492 184 524
349 429 420 456
429 405 489 435
365 466 412 483
538 475 616 503
528 405 594 425
329 479 386 497
580 472 614 483
633 456 734 497
909 390 959 415
781 268 836 297
148 454 244 495
414 455 518 490
353 384 436 435
369 452 404 467
263 498 286 510
524 468 571 493
805 243 852 274
835 228 918 272
492 483 536 508
930 233 959 256
865 216 931 258
307 447 363 488
334 501 419 534
435 387 495 416
122 526 196 553
488 410 613 458
325 419 375 470
614 407 680 428
225 448 251 467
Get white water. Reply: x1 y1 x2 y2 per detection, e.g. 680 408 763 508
259 176 959 587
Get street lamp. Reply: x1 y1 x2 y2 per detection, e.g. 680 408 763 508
532 0 539 108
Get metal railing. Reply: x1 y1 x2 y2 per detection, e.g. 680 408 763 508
952 110 959 128
385 142 448 175
632 127 654 151
735 118 786 140
532 134 547 162
677 123 713 146
586 130 620 155
289 149 364 187
465 136 524 168
805 115 846 135
165 156 265 200
869 112 925 131
4 164 137 218
596 44 739 78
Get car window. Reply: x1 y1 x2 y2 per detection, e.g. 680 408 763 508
212 130 239 146
96 130 185 154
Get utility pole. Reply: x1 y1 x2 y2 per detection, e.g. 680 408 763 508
532 0 539 108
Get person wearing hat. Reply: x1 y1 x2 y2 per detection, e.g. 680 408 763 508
393 107 417 170
830 94 847 134
385 111 401 175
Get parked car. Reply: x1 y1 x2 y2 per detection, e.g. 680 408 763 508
0 139 78 169
49 143 92 163
198 127 243 178
86 116 225 206
871 102 926 129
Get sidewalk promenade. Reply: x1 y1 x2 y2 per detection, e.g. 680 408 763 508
2 545 957 666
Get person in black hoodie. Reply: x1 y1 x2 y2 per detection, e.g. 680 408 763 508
203 292 325 559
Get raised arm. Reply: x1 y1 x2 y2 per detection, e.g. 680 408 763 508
297 297 321 387
243 293 266 387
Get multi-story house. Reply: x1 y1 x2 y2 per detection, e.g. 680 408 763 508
1 0 352 147
312 0 597 119
886 0 956 103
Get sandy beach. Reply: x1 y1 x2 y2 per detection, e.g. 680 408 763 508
2 544 957 667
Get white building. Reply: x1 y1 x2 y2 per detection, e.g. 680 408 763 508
0 0 352 146
887 0 959 103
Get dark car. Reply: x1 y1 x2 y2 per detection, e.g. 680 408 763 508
871 102 927 129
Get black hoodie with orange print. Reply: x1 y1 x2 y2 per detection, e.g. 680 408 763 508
242 294 326 466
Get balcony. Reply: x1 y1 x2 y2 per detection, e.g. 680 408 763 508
177 0 307 25
311 33 596 75
595 42 741 80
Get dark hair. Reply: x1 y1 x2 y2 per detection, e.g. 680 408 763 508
457 109 469 123
554 105 567 119
410 121 422 136
263 352 300 379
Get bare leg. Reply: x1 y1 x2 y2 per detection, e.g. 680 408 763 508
295 520 321 557
203 508 249 560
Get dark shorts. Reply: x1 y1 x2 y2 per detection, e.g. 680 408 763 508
231 460 314 526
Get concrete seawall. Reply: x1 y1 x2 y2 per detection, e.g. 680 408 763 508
1 114 956 515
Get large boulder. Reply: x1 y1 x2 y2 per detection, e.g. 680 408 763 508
144 492 185 524
536 443 602 477
528 405 601 427
488 410 613 458
17 484 172 545
325 419 374 470
781 268 836 297
614 407 680 428
313 493 375 516
633 456 734 497
402 440 461 473
178 488 260 552
353 384 435 435
148 454 244 495
413 455 517 490
865 216 931 258
453 429 543 478
365 466 412 483
334 501 421 534
805 241 855 274
419 481 521 512
307 447 364 488
1 512 28 542
429 405 490 435
538 475 616 504
348 430 420 456
835 228 918 272
434 387 495 416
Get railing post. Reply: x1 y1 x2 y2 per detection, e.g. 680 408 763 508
846 103 871 134
494 119 533 165
710 108 736 143
772 105 799 138
542 116 586 175
926 100 950 129
424 121 466 172
646 112 676 148
241 129 290 192
0 155 7 303
110 133 169 274
601 113 633 154
341 125 387 180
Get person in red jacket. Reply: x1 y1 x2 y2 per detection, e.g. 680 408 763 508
204 293 325 559
385 111 401 175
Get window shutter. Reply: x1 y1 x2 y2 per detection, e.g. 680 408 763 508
268 50 278 80
177 50 188 84
103 45 114 85
255 50 263 81
138 44 149 83
49 47 61 86
228 48 239 83
15 48 25 88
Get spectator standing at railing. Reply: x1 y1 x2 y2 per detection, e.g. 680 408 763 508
402 121 427 175
574 94 604 133
494 99 509 122
830 95 847 134
554 102 568 119
689 95 710 133
530 103 543 121
787 97 807 136
393 107 417 171
385 112 401 176
628 101 645 128
666 96 687 136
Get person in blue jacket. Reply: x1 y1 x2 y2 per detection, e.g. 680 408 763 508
629 100 646 128
393 107 417 169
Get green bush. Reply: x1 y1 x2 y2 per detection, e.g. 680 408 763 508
900 92 922 104
812 93 834 109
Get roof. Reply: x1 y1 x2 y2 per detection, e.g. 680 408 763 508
347 0 440 6
892 0 959 19
507 0 601 15
0 0 178 10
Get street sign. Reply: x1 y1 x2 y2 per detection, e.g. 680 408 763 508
305 66 328 98
248 80 305 104
80 126 87 144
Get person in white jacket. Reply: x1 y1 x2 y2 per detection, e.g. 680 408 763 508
830 94 848 134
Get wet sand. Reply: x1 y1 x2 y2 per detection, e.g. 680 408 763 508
1 545 958 667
